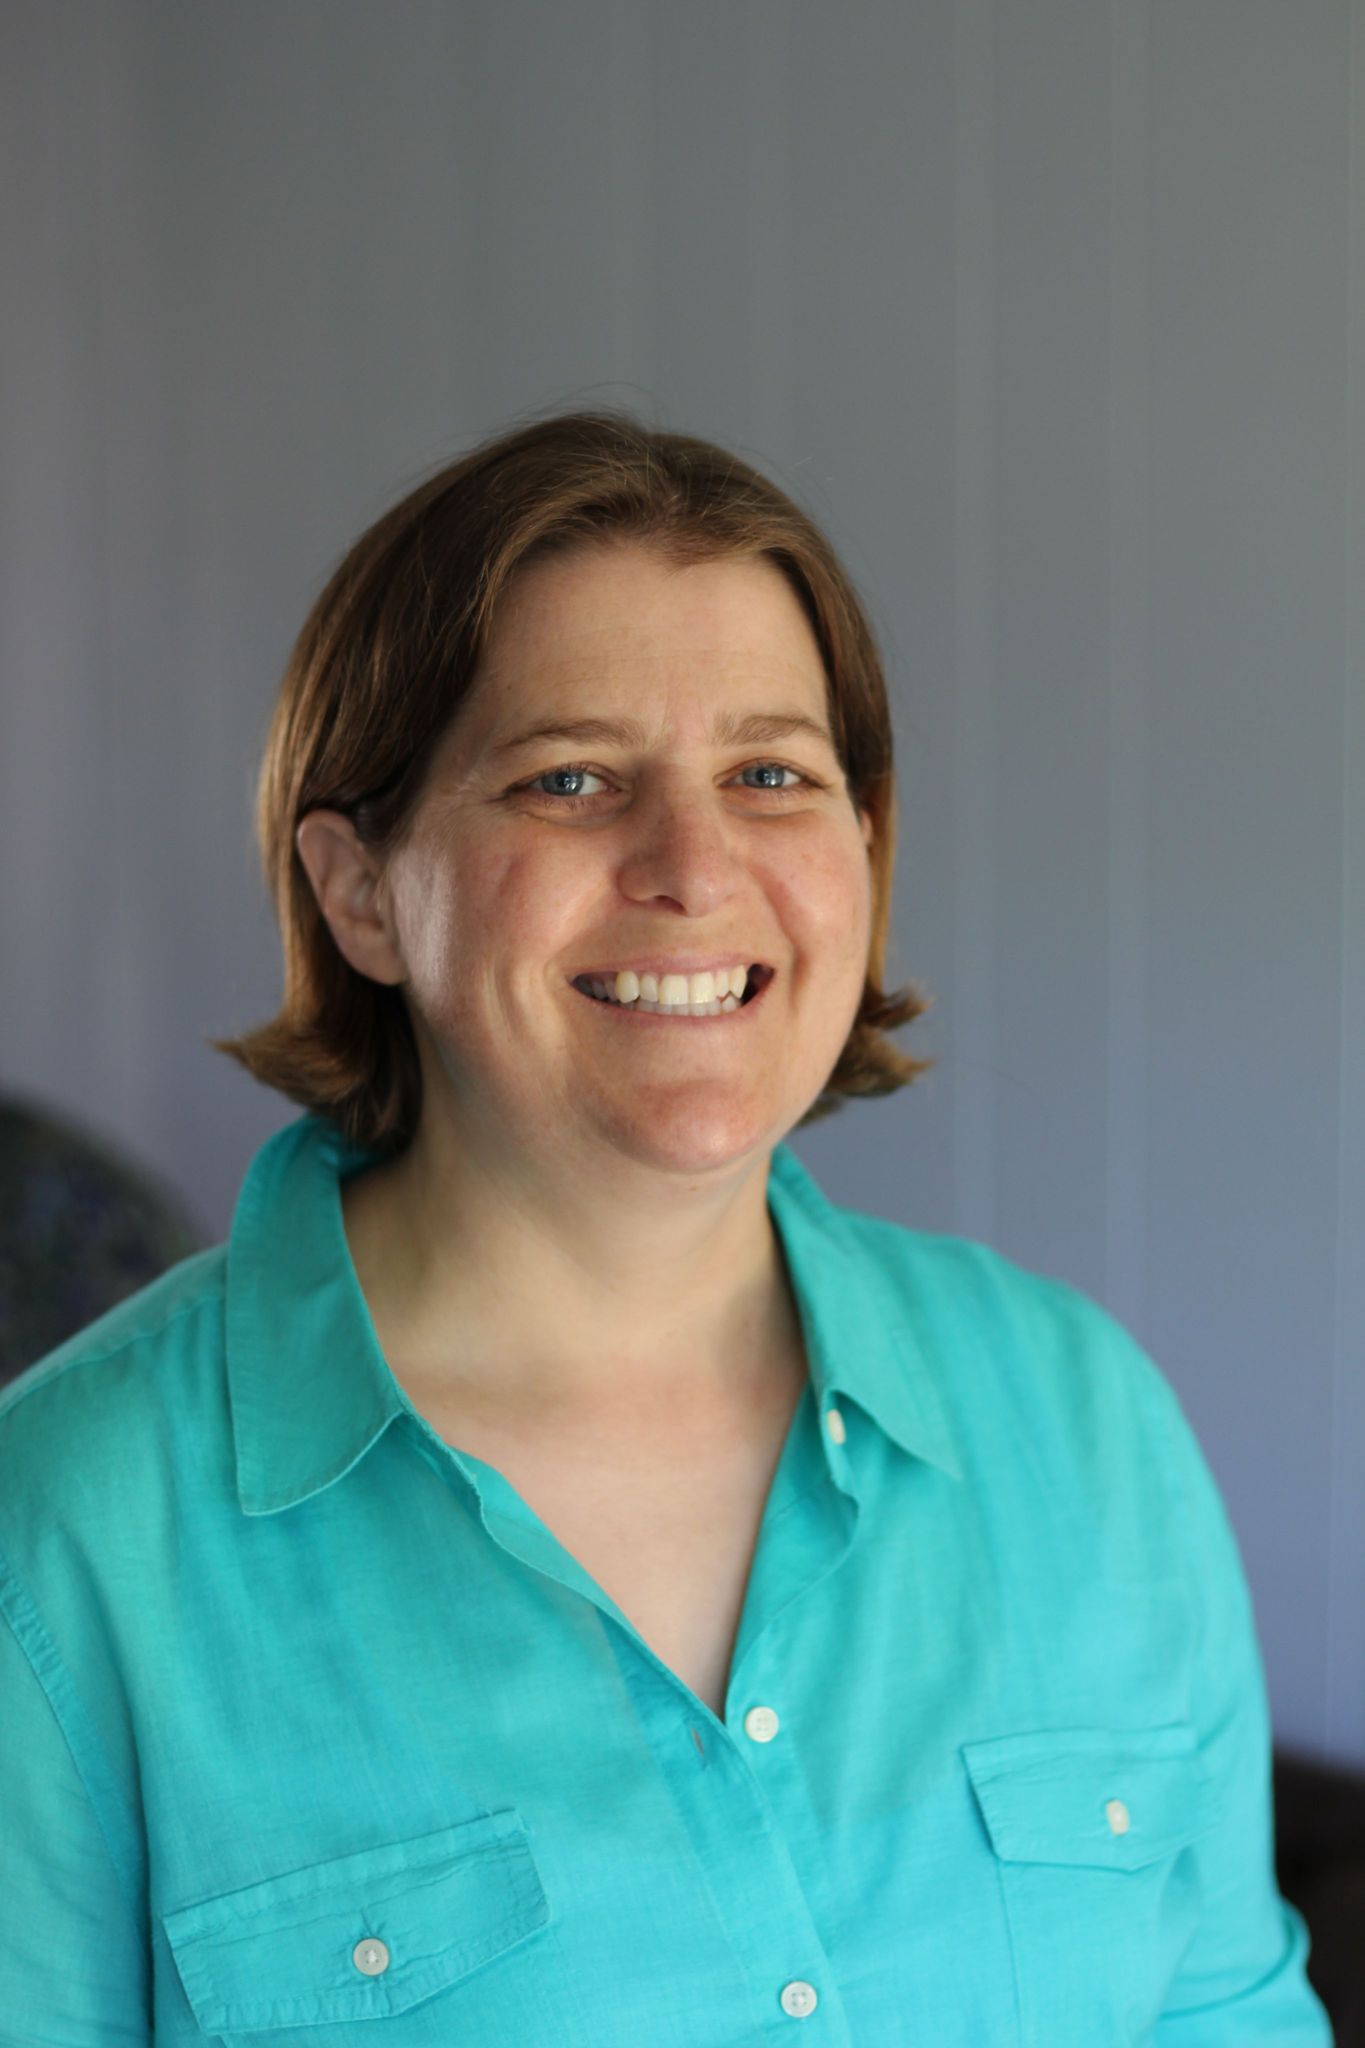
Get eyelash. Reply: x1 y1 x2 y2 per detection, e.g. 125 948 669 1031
509 760 822 812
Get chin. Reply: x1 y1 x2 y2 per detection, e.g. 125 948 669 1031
592 1096 790 1180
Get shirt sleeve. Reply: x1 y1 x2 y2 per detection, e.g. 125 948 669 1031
1146 1373 1334 2044
0 1593 150 2045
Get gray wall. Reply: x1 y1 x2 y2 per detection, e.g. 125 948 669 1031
2 0 1362 1766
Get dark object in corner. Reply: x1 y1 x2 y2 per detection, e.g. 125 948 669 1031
0 1095 202 1388
1275 1744 1365 2045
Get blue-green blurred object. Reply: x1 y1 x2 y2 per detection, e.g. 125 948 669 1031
0 1095 201 1387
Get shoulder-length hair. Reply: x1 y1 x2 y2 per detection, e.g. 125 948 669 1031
214 409 934 1152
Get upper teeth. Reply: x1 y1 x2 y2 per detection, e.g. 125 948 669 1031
585 965 752 1009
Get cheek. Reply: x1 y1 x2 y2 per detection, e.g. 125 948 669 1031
395 837 600 999
770 830 872 966
491 844 601 937
388 838 488 998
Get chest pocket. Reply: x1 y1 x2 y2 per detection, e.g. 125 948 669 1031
962 1722 1223 2048
161 1807 551 2040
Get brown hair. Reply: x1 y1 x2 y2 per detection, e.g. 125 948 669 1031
214 408 934 1151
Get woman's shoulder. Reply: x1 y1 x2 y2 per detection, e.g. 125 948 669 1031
777 1145 1172 1400
818 1183 1188 1464
0 1245 229 1522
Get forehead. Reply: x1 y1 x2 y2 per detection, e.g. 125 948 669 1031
460 542 831 744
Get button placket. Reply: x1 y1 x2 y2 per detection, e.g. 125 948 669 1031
640 1382 855 2044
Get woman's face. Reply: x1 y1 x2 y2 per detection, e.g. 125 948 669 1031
377 540 875 1183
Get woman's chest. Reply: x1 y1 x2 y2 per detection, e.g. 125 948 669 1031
143 1402 1219 2047
485 1462 761 1716
419 1375 806 1717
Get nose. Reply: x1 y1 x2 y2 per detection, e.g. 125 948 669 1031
615 781 742 917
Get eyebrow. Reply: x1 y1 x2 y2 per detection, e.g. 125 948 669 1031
487 709 838 761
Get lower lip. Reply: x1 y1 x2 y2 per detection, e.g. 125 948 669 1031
569 978 772 1024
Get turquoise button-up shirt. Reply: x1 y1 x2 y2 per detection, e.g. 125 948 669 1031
0 1114 1331 2045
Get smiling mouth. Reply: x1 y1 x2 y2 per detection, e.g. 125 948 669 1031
570 964 775 1016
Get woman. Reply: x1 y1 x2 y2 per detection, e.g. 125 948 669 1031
0 412 1330 2044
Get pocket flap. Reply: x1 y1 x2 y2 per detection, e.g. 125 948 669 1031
961 1721 1224 1873
162 1807 549 2036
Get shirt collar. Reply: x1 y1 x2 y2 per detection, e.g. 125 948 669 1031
765 1144 964 1484
226 1116 963 1517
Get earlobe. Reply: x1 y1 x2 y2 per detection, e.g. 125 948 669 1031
294 811 406 987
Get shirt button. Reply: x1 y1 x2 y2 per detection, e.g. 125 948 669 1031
1106 1799 1131 1836
780 1979 819 2018
824 1406 847 1445
744 1705 781 1743
352 1937 390 1976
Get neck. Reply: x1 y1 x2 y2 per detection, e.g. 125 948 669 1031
341 1111 803 1419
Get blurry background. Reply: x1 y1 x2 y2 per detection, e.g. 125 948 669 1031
1 0 1361 1798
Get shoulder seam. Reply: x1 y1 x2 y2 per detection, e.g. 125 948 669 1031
0 1272 225 1419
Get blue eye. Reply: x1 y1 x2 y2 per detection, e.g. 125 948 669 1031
532 767 607 800
511 760 817 812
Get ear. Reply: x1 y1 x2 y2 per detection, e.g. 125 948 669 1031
294 811 406 987
859 807 874 855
